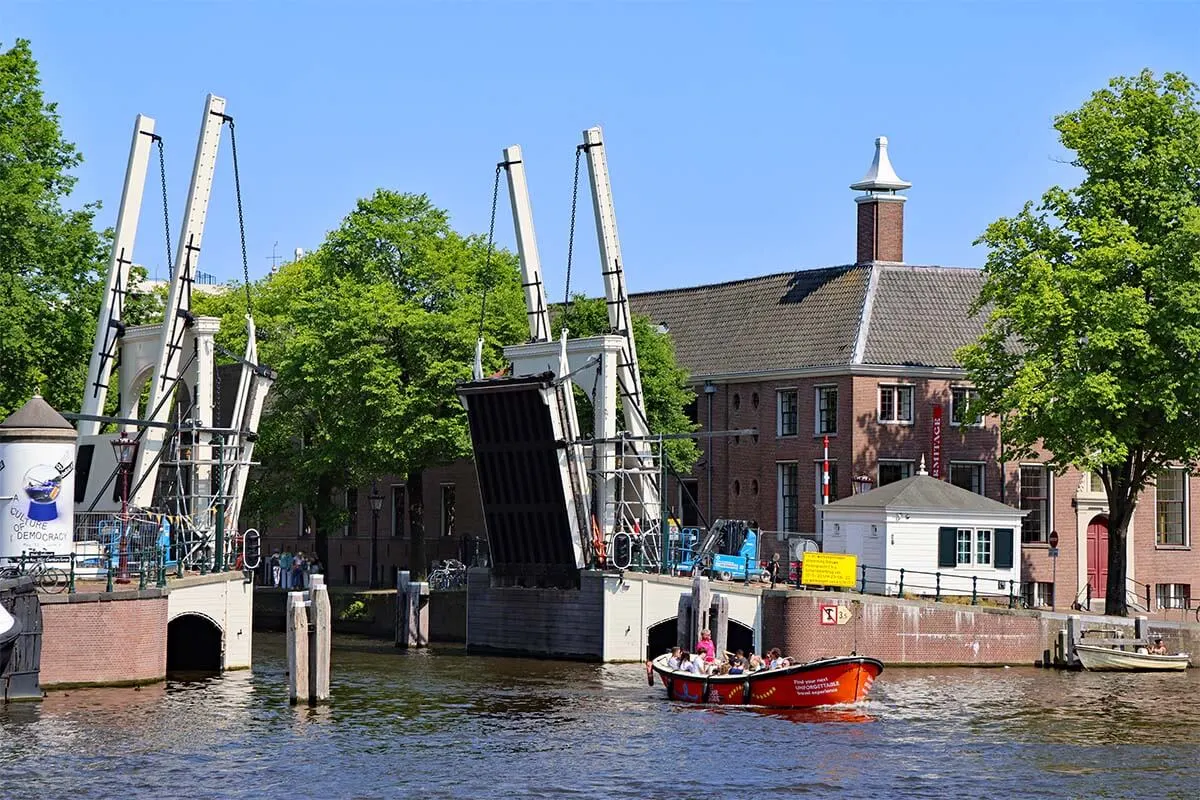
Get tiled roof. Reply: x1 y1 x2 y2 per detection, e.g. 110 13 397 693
826 474 1024 516
861 265 988 368
629 266 869 377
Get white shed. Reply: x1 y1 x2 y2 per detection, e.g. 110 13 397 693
819 474 1026 600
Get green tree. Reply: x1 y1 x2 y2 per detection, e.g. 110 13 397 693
959 70 1200 616
197 190 526 576
0 39 108 418
554 295 700 473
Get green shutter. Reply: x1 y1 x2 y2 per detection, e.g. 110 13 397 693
995 528 1014 569
938 527 957 568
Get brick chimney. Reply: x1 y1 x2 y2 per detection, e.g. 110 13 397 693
851 136 910 264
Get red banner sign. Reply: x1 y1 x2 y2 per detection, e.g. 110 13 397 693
931 404 943 479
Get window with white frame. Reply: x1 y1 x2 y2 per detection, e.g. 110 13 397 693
1156 583 1191 609
1086 472 1106 493
950 387 982 426
975 529 993 565
1022 581 1055 608
950 462 985 495
440 484 456 536
299 505 311 537
1156 468 1188 547
777 390 798 437
778 462 799 531
956 529 972 565
344 487 359 537
878 459 913 487
878 385 914 424
815 385 838 435
814 461 838 505
1020 464 1051 544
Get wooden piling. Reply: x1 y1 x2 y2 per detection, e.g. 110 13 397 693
286 592 309 705
690 576 711 648
308 575 331 703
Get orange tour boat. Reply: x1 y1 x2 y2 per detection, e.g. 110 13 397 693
649 653 883 708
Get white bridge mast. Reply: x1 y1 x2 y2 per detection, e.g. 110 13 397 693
79 114 156 436
133 94 226 508
581 126 661 530
502 145 553 344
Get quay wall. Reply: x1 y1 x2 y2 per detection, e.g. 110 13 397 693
253 587 467 643
40 591 168 688
760 590 1200 666
466 569 604 659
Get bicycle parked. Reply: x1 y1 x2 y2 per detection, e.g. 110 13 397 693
0 550 70 594
428 559 467 591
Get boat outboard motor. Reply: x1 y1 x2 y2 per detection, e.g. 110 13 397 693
0 601 21 676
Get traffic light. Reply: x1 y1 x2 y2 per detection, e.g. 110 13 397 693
242 529 262 571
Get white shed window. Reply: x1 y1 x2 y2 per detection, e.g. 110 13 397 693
956 529 972 565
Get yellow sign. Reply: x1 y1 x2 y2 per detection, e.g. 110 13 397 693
801 552 858 588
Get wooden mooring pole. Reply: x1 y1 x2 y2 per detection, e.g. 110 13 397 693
286 575 332 704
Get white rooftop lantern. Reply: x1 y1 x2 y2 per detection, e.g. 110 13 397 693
850 136 912 193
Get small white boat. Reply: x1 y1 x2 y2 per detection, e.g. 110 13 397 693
1075 642 1191 672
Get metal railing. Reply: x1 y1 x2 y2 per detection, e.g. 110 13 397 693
0 539 173 595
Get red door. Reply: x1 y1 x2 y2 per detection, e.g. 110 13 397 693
1087 516 1109 598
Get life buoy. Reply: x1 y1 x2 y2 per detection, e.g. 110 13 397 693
646 660 654 686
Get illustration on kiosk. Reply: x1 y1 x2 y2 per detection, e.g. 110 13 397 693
22 461 74 522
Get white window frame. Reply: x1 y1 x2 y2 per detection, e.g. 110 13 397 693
777 389 799 437
955 527 995 568
1019 464 1052 544
1155 583 1190 609
440 483 456 537
777 461 800 532
878 459 914 486
814 384 838 436
1155 468 1189 548
949 461 986 496
950 386 983 427
878 384 914 424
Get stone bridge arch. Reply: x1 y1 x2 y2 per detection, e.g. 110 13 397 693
166 611 223 674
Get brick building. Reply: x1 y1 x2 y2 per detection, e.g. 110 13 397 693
255 137 1197 614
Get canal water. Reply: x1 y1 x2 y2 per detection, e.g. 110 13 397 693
2 634 1198 799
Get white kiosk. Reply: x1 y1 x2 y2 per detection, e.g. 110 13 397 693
0 395 78 564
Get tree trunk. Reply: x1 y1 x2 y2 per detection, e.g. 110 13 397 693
1103 491 1137 617
314 472 334 576
408 469 426 580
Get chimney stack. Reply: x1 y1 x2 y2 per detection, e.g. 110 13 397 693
851 136 910 264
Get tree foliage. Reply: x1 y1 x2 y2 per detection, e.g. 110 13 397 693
554 295 700 472
196 190 526 572
0 39 108 418
959 70 1200 615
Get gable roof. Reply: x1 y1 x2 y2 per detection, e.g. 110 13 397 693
630 266 868 378
628 263 988 378
825 474 1024 516
861 266 988 368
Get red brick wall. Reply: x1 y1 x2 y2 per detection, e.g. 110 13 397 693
856 200 905 263
762 592 1057 665
40 597 168 687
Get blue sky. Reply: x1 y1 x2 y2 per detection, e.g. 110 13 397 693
7 1 1198 299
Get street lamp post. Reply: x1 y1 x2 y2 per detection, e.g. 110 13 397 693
369 482 383 589
111 432 140 585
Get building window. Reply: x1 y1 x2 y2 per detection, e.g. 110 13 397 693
878 385 913 424
1023 581 1055 608
878 460 913 486
440 484 456 537
1020 464 1051 544
1156 583 1190 609
344 487 359 537
390 484 407 537
814 461 838 505
950 387 982 427
299 505 311 537
815 386 838 435
1156 468 1187 547
975 529 993 565
751 392 759 409
778 462 799 531
343 564 357 586
1086 472 1106 493
777 390 798 436
956 529 972 565
950 462 985 495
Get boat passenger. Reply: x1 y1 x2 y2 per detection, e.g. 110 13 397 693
667 647 683 669
696 629 716 663
729 649 746 675
747 652 764 672
678 649 699 674
1149 636 1168 655
767 648 791 669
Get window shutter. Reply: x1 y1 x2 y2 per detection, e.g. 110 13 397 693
938 527 957 568
995 528 1014 569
